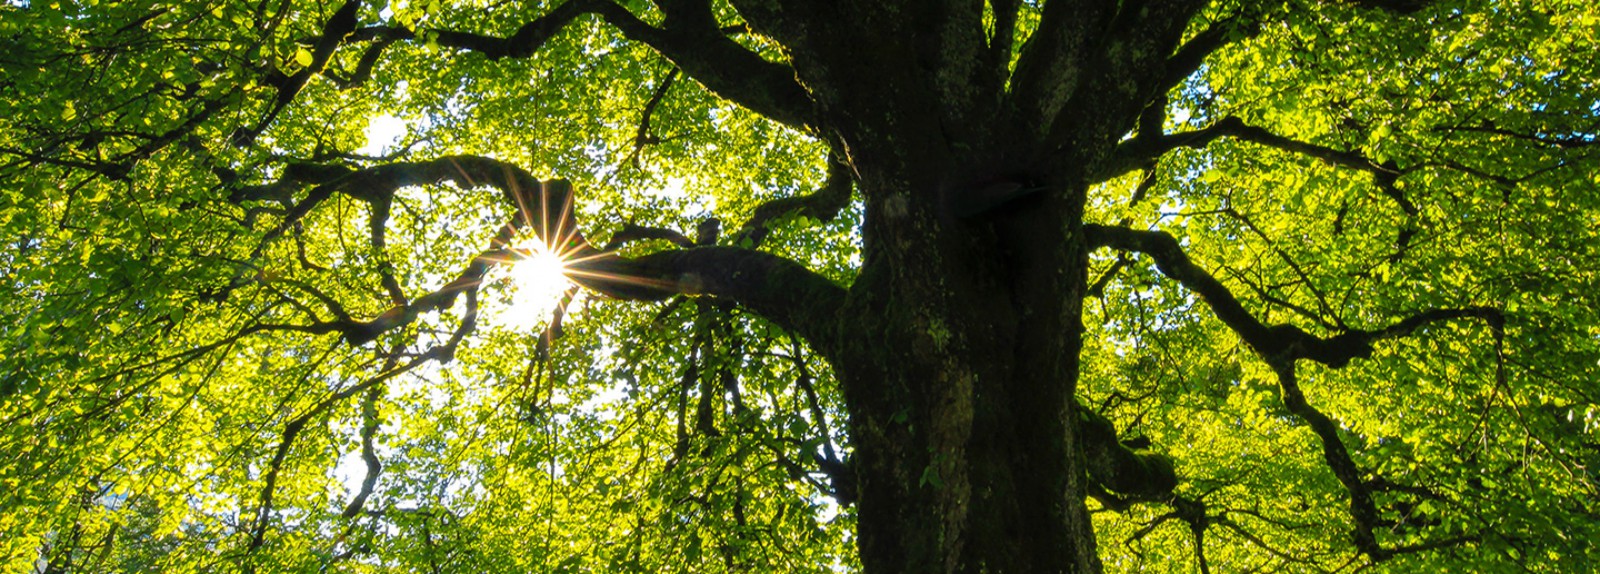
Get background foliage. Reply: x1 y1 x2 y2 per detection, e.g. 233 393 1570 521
1 0 1596 571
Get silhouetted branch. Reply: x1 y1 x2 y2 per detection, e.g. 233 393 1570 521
602 222 696 251
1085 224 1502 367
243 0 363 145
623 68 681 168
728 154 853 249
1437 123 1598 149
1087 222 1505 561
341 385 383 519
1268 359 1385 559
1106 116 1392 180
349 0 814 129
231 155 845 349
567 246 846 347
1160 17 1259 96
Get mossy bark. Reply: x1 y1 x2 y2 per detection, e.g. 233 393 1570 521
824 156 1103 573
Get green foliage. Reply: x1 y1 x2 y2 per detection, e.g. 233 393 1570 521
1080 1 1600 570
1 0 1596 572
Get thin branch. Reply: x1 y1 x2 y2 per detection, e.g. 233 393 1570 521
1269 359 1384 560
623 68 681 168
1085 224 1503 368
1436 123 1598 149
1105 116 1393 181
324 36 399 90
1217 206 1343 328
245 0 364 144
341 385 384 519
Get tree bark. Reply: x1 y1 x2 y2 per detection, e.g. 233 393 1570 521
829 156 1102 573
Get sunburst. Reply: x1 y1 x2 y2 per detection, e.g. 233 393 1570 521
500 238 575 330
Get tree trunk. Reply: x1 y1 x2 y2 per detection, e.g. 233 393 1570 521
830 157 1101 573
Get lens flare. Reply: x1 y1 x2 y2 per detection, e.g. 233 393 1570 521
503 240 572 329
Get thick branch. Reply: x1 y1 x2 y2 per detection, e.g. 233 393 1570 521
341 0 591 61
985 0 1021 85
566 247 846 348
1036 0 1210 149
237 155 844 349
583 1 815 129
1159 17 1259 96
1009 0 1117 128
1078 402 1178 500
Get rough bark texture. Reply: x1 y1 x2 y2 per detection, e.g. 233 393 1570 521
831 171 1102 573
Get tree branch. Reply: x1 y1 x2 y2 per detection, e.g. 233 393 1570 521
1436 123 1599 149
233 155 844 349
1343 0 1434 15
1104 116 1392 180
1159 17 1259 97
1084 224 1502 368
1008 0 1119 132
582 0 815 129
340 385 383 519
1026 0 1212 150
1267 359 1385 559
1078 402 1178 500
1102 116 1420 257
566 246 846 349
622 67 681 168
341 0 813 129
600 222 696 251
244 0 363 145
727 153 853 249
1087 222 1506 562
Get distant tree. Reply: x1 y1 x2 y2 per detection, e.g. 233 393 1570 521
2 0 1597 572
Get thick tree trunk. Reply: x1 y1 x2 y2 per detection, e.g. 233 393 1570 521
830 158 1100 573
712 4 1183 568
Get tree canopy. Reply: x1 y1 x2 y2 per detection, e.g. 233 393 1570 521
1 0 1597 572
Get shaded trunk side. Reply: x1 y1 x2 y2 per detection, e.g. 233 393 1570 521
833 160 1100 573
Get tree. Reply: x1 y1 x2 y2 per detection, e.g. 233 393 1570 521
1 0 1597 571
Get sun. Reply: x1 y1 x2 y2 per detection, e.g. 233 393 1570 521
503 239 574 328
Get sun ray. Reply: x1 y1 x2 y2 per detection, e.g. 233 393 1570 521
498 235 575 330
